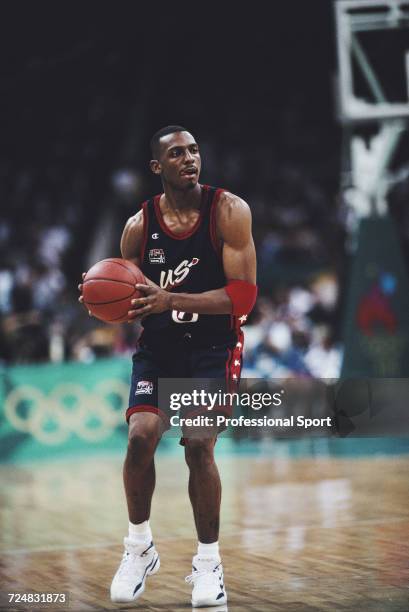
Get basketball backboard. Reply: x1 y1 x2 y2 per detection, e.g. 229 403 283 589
334 0 409 122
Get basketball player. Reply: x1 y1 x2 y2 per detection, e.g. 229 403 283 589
79 126 257 606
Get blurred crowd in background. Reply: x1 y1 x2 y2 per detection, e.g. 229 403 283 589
1 4 408 378
0 101 344 379
0 94 345 378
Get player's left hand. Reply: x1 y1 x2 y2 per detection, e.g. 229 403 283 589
127 281 172 320
77 272 93 316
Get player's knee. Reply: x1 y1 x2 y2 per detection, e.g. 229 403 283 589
127 424 158 462
184 438 215 469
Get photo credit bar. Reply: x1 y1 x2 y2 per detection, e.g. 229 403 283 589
169 413 333 429
158 377 409 439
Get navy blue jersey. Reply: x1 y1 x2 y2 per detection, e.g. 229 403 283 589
139 184 238 345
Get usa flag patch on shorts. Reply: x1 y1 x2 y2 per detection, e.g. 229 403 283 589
135 380 154 395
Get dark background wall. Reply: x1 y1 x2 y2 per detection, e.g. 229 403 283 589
0 1 407 373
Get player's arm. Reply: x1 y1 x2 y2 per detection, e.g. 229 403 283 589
128 193 257 317
78 210 145 307
120 210 144 266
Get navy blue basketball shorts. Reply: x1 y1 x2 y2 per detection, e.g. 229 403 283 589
126 330 244 442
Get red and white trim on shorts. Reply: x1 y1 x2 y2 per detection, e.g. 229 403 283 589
226 328 244 391
126 404 170 429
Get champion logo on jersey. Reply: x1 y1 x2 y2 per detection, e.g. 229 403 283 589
160 257 200 289
152 233 159 239
149 248 165 264
135 380 154 395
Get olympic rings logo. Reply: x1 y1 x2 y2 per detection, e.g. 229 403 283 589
4 380 129 445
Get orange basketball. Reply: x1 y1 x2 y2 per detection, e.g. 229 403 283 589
82 258 145 323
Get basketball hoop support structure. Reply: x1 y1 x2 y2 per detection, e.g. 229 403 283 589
334 0 409 229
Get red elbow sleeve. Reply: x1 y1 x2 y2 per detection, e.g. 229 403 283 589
225 280 258 316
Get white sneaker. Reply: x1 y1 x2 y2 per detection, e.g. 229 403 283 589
185 555 227 607
110 537 160 602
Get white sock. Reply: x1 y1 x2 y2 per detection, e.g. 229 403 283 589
196 541 220 560
128 520 152 545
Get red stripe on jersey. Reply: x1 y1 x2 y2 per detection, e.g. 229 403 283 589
140 201 149 263
153 189 207 240
210 188 224 257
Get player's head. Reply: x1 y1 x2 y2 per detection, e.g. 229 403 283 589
149 125 201 191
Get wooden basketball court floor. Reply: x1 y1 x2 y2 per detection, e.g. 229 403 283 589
1 442 409 612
